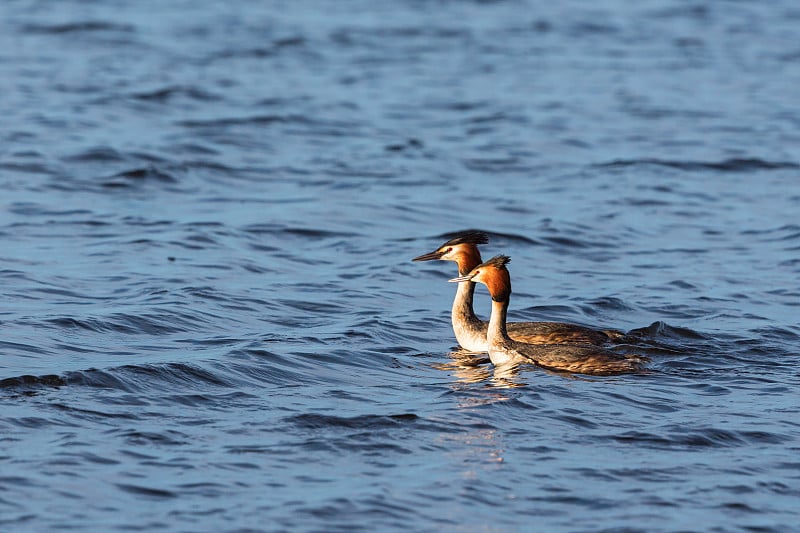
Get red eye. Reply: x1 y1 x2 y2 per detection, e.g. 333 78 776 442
445 247 452 253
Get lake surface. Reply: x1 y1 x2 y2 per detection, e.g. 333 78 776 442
2 1 799 531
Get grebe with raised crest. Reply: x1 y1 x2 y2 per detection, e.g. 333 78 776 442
449 255 646 375
412 231 622 352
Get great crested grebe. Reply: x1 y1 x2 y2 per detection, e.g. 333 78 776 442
412 231 622 352
449 255 646 375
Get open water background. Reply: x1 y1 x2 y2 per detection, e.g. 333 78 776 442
2 1 799 531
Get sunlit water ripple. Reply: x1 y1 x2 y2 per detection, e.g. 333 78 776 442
2 0 799 531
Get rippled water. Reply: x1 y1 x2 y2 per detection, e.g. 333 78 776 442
2 1 799 531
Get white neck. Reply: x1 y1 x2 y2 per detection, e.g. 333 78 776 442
487 297 510 345
452 280 478 323
486 296 520 366
450 281 487 352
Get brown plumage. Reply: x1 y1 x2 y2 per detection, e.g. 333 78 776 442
450 255 646 375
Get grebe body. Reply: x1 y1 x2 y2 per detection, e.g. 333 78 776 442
450 255 645 375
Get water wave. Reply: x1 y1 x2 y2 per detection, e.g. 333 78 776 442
597 158 799 172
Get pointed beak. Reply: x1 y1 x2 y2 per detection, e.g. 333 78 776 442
412 250 444 262
448 274 474 283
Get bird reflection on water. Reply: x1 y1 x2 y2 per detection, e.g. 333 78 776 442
433 350 527 390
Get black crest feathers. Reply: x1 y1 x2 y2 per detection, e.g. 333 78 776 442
442 231 489 247
482 255 511 269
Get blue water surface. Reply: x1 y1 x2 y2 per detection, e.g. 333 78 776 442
1 1 799 531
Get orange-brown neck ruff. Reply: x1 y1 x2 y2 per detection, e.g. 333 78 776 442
454 246 483 276
485 267 511 302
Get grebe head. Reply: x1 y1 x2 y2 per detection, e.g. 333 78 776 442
449 255 511 302
412 231 488 275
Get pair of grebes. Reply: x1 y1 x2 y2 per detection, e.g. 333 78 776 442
413 231 646 375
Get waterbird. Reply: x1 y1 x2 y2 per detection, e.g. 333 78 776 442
412 231 622 352
449 255 646 375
